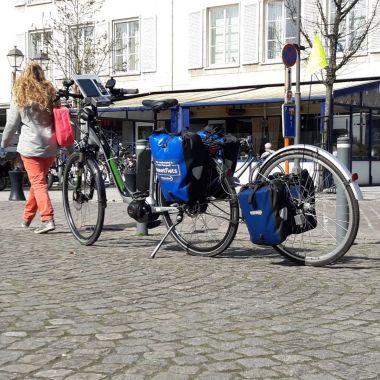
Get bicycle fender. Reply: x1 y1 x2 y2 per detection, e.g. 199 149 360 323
256 144 363 201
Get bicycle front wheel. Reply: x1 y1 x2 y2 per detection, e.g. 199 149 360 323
62 153 106 246
157 174 239 257
256 148 360 266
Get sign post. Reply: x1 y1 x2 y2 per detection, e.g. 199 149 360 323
282 43 297 174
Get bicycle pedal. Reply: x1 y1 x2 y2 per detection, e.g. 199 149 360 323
147 220 162 229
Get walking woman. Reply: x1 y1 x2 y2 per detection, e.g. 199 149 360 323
1 63 58 233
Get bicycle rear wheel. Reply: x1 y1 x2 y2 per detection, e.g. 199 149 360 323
256 148 360 266
157 173 239 257
62 153 106 246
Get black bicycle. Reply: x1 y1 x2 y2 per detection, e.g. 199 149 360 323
58 75 239 257
58 75 361 266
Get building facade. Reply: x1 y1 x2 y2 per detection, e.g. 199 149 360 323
1 0 380 184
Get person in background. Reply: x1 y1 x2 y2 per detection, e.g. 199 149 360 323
260 142 275 159
0 63 58 233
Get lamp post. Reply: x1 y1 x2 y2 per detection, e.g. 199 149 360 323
6 46 26 200
6 46 24 87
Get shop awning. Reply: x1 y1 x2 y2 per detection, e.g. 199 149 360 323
103 79 380 112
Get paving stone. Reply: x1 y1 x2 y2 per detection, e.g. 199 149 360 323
33 369 74 378
0 192 379 378
0 363 39 373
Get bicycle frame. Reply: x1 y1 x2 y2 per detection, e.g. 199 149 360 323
78 112 180 215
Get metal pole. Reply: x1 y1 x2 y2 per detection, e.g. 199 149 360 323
336 135 351 242
295 0 301 145
135 139 149 235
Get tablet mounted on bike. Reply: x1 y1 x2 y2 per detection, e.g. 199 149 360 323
72 74 111 107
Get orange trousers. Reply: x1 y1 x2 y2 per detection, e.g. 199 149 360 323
21 155 56 222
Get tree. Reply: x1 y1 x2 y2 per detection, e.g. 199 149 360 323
43 0 112 79
287 0 380 149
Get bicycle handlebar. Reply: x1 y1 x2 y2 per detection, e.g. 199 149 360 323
56 89 84 100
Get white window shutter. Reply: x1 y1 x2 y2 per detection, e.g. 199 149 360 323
188 11 203 69
95 20 108 40
95 20 110 75
301 1 319 49
369 0 380 53
141 16 157 73
51 29 66 81
242 2 259 64
15 33 26 56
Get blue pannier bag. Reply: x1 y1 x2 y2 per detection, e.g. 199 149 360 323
239 179 293 245
149 131 207 204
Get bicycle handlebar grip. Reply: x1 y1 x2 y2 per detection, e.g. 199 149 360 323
120 88 139 95
56 89 83 99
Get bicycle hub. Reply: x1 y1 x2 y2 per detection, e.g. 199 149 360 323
127 199 154 223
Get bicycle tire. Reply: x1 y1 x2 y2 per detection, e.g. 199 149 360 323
0 176 6 191
256 148 360 266
248 159 285 183
62 153 106 246
47 172 54 189
157 169 239 257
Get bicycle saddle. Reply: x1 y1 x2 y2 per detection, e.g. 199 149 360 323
142 99 178 112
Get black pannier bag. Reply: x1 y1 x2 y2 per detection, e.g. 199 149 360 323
287 169 317 234
149 130 208 204
239 178 293 245
197 126 240 199
197 126 240 174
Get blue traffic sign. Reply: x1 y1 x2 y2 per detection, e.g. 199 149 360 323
282 44 297 67
282 104 296 138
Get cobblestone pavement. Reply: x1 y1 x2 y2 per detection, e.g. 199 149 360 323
0 186 379 379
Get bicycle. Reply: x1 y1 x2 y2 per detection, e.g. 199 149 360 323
97 142 136 188
238 144 361 266
47 147 72 189
234 136 284 184
59 75 362 266
59 75 239 257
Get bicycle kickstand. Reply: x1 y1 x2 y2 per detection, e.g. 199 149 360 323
150 213 183 259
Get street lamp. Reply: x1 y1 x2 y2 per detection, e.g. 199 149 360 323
6 46 24 86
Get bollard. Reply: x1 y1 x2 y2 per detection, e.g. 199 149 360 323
135 139 150 235
9 169 26 201
336 135 351 242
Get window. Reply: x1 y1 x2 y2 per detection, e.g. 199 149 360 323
29 30 52 60
113 19 139 73
352 112 369 160
208 5 239 66
70 25 94 52
329 0 367 53
67 25 94 73
265 0 296 60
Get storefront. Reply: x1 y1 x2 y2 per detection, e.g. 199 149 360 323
96 79 380 185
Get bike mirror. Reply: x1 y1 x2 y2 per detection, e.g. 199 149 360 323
63 79 74 88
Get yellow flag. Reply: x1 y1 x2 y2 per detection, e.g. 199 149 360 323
305 34 328 76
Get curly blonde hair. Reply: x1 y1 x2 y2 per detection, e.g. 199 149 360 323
13 63 56 110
